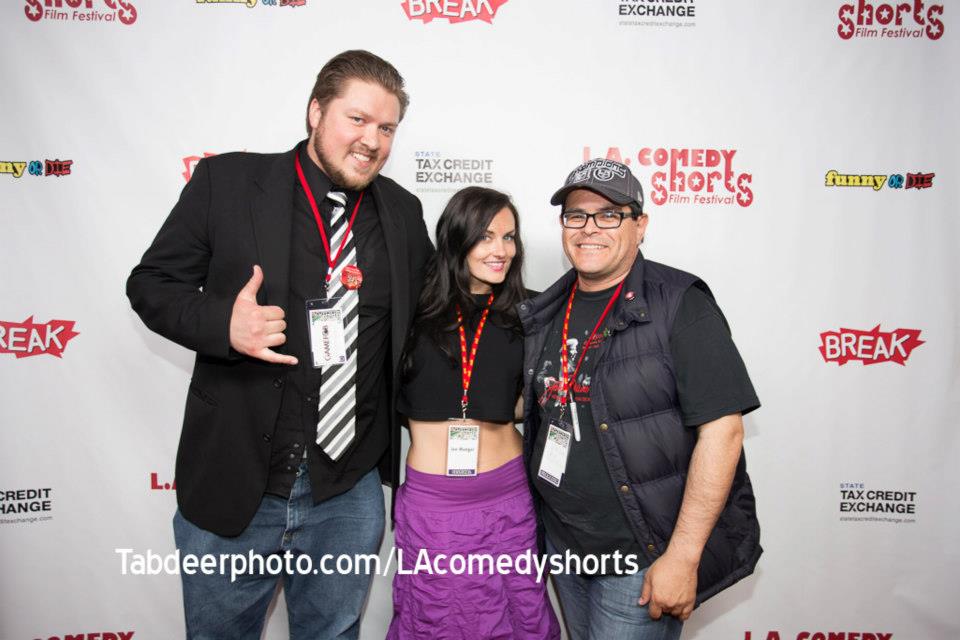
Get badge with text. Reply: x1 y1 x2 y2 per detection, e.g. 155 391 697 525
341 264 363 290
538 423 571 488
306 298 346 368
446 422 480 477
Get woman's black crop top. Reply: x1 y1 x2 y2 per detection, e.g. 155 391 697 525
399 301 523 423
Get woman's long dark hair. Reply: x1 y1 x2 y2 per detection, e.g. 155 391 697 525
405 186 527 369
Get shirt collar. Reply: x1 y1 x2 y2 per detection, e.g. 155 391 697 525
296 140 360 202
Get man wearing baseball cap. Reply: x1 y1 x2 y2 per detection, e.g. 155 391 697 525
518 158 761 638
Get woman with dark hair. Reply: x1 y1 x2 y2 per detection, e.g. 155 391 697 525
387 186 560 639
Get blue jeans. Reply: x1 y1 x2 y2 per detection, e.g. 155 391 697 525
547 536 683 640
173 464 385 640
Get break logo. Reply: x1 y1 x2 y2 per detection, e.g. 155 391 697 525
0 317 79 359
819 325 924 365
402 0 509 24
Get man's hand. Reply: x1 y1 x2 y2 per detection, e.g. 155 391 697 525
229 265 298 365
638 550 698 621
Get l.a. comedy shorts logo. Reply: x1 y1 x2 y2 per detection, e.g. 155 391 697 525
819 325 923 365
582 146 753 207
745 631 894 640
402 0 509 23
0 317 79 359
25 0 137 25
838 0 944 39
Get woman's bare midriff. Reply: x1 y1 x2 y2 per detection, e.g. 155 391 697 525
406 418 523 475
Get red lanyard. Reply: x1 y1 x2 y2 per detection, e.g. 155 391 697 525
294 153 364 283
456 293 494 419
557 280 624 417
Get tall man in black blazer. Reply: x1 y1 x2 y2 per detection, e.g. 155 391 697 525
127 50 433 639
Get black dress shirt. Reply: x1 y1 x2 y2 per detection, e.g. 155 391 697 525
265 143 392 499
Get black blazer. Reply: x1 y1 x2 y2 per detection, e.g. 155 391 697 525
127 145 433 536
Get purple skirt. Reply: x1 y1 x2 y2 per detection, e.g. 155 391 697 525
387 456 561 640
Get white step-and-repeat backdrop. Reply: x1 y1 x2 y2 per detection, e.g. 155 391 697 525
2 1 958 639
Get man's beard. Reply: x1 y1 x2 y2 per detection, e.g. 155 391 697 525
312 135 377 191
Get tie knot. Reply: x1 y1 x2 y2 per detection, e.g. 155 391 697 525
326 191 347 208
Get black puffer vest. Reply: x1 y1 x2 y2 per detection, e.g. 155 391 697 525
518 252 761 605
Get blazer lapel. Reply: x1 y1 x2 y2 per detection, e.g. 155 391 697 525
250 146 297 307
370 178 410 371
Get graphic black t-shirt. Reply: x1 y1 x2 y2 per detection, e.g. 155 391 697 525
529 283 760 573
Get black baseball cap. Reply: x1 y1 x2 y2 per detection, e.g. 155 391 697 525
550 158 644 212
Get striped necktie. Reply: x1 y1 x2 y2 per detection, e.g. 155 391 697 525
315 190 359 461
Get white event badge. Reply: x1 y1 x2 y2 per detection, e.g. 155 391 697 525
446 421 480 477
537 423 571 488
306 297 347 368
446 294 494 477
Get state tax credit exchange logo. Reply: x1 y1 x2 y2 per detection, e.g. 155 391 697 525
617 0 696 27
25 0 137 25
0 486 53 524
402 0 509 24
412 151 495 193
819 325 924 366
583 146 753 207
839 481 917 524
837 0 944 39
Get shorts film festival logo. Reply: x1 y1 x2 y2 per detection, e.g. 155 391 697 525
819 325 924 366
583 146 753 207
24 0 137 25
1 158 73 179
0 317 80 359
840 482 917 523
402 0 509 24
744 631 894 640
838 0 944 39
413 151 495 193
825 169 935 191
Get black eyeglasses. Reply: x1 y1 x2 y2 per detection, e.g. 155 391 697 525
559 208 638 229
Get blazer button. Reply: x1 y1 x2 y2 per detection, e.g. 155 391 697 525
273 378 283 389
620 484 630 493
647 543 656 553
262 433 272 443
599 423 608 431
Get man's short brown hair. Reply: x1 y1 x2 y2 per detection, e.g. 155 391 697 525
305 50 409 134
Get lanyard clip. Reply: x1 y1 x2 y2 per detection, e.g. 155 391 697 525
461 398 468 420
